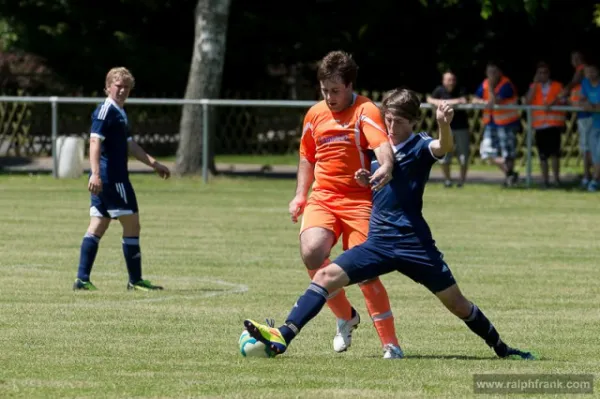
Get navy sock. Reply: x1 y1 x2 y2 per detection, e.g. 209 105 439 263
122 237 142 283
278 282 329 343
77 233 100 281
462 303 508 357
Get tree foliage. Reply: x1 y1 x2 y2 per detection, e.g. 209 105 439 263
0 0 598 97
0 0 197 93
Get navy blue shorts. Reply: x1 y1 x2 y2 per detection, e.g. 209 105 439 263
334 237 456 293
90 181 139 219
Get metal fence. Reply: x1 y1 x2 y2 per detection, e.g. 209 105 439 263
0 95 595 186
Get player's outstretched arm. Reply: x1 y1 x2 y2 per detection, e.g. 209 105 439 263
127 140 170 179
430 102 454 158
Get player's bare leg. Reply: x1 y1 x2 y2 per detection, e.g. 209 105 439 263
74 216 111 290
435 284 534 359
300 227 358 352
119 213 163 291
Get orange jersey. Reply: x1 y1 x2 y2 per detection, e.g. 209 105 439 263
300 95 388 199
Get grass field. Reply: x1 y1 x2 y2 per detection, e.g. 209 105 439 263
0 174 598 398
210 154 586 175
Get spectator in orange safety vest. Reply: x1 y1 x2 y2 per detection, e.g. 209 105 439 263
472 62 521 187
525 62 567 188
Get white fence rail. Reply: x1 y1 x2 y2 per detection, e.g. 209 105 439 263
0 96 596 186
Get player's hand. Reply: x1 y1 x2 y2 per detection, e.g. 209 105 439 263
88 174 102 195
288 195 307 224
153 162 171 179
369 163 392 191
436 101 454 127
354 168 371 187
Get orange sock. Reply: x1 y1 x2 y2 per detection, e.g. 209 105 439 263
307 259 353 320
359 279 399 347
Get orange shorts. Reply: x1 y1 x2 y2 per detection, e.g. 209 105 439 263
300 191 371 250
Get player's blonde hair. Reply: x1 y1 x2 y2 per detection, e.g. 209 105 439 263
381 88 421 122
105 67 135 90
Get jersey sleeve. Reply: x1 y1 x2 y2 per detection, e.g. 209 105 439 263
417 134 443 165
360 102 388 149
90 111 110 141
299 112 316 163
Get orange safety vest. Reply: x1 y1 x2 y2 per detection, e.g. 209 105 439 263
569 64 586 105
531 81 566 129
482 76 520 126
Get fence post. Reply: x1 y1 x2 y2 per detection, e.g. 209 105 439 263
202 102 209 184
51 96 58 178
525 106 533 188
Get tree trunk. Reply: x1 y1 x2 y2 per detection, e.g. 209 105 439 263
176 0 231 175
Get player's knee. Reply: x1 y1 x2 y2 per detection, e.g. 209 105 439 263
88 217 110 237
301 252 326 270
300 228 334 270
120 216 141 236
313 266 346 292
300 245 328 270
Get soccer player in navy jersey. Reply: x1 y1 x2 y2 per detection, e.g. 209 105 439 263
73 67 171 291
243 88 534 360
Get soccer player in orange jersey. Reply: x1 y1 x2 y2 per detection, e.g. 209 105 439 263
287 51 402 358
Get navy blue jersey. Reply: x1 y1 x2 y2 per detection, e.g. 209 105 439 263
90 98 131 183
368 133 441 244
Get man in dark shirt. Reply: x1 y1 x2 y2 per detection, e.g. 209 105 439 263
427 71 470 187
73 67 171 292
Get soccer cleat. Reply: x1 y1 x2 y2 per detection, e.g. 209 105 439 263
333 308 360 353
243 319 287 355
383 343 404 359
73 279 98 291
503 347 536 360
127 279 164 291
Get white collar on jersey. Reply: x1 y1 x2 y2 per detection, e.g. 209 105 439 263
392 133 416 153
105 97 128 121
105 97 124 111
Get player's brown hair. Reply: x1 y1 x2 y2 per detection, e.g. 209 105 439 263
381 88 421 122
317 51 358 87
